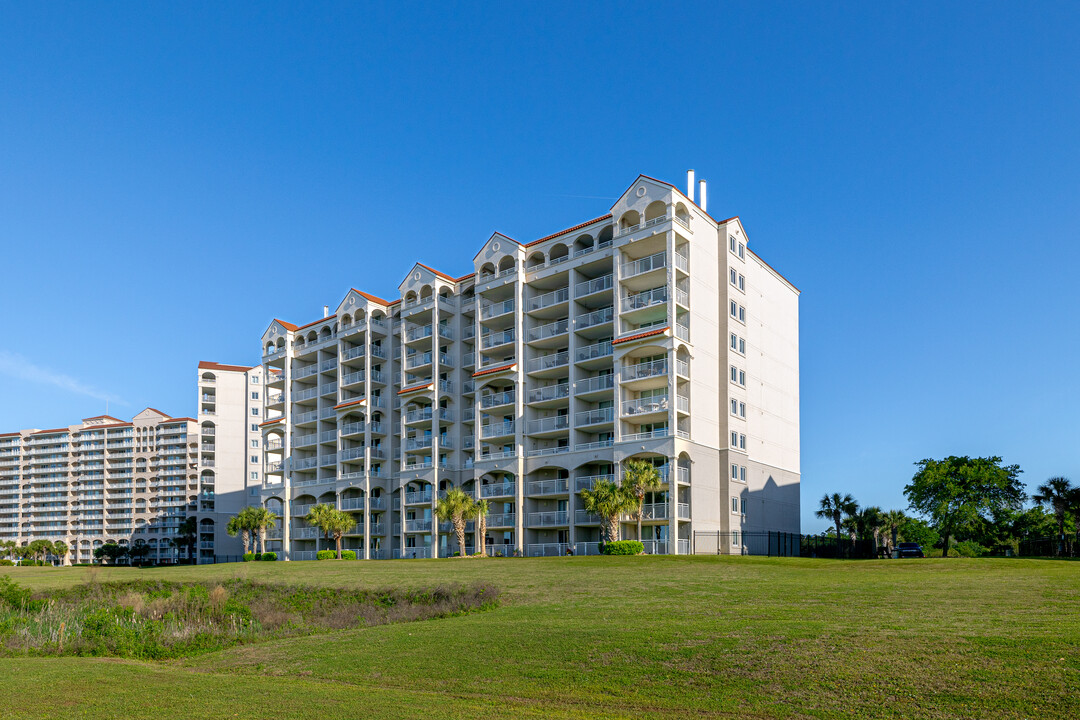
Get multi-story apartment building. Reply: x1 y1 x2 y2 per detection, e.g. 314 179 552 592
195 361 265 561
0 361 266 564
259 172 800 559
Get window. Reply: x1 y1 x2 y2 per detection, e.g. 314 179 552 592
730 302 745 323
739 433 746 449
740 498 747 515
251 408 260 416
731 463 739 479
251 391 259 400
729 236 737 254
738 243 745 259
740 466 746 482
731 399 738 415
731 432 746 449
732 497 739 513
739 402 746 418
251 376 260 384
250 440 260 448
250 472 258 480
250 455 258 464
730 268 737 286
731 333 746 354
250 424 259 432
738 274 745 291
730 367 745 386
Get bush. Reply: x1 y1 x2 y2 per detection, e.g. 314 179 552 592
242 553 255 562
954 540 988 558
0 560 13 566
253 553 264 561
603 540 645 556
316 550 337 561
340 550 356 560
261 552 277 561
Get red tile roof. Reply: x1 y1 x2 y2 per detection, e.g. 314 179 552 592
397 382 434 395
274 319 299 332
259 417 285 426
333 399 366 409
145 408 171 419
296 316 335 331
417 263 460 282
612 326 669 345
198 361 254 372
81 415 124 423
0 432 20 437
472 363 516 377
351 288 394 306
526 214 613 247
31 428 69 435
162 417 195 424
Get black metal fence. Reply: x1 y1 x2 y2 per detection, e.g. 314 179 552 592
693 532 880 559
1018 536 1080 558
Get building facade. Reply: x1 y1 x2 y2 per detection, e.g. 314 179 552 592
0 361 265 564
259 173 800 560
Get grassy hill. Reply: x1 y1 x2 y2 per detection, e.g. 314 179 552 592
1 556 1077 719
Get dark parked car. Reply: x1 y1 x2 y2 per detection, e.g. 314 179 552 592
897 542 924 558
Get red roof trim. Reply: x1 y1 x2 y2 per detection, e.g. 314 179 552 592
259 417 285 426
274 319 299 332
296 316 336 331
0 432 20 437
31 428 69 435
198 361 254 372
397 382 433 395
86 422 134 430
526 214 613 247
161 417 195 424
350 288 393 306
333 399 366 409
145 408 171 419
612 326 670 345
416 262 460 282
472 363 516 377
81 415 124 423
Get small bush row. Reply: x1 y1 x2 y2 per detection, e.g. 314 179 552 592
603 540 645 555
316 550 357 560
241 553 278 562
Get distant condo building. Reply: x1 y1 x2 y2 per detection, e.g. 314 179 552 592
258 172 800 559
0 362 264 564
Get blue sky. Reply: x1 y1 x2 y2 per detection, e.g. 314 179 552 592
2 3 1078 532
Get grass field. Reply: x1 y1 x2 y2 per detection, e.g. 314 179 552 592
1 556 1077 719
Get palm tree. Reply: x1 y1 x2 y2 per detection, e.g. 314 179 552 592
326 509 357 559
52 541 68 566
435 487 477 557
304 503 337 553
249 507 279 555
881 509 908 555
226 509 254 555
475 498 490 557
816 493 857 558
580 479 636 546
622 459 664 544
1032 477 1077 557
173 518 198 563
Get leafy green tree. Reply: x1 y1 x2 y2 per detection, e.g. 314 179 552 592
1031 477 1078 556
580 479 635 544
27 539 54 566
249 507 279 554
475 498 490 557
304 503 337 553
897 516 940 549
226 510 255 554
94 542 128 565
326 509 357 559
904 456 1024 558
815 493 857 557
51 541 68 566
128 540 150 566
435 488 477 557
622 459 664 542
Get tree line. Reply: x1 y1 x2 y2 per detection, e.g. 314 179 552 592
817 455 1078 557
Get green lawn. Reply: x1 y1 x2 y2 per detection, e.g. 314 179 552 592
1 556 1077 719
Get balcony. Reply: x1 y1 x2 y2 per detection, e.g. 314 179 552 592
480 328 515 350
577 374 615 395
404 352 432 370
480 390 515 409
575 474 614 491
405 324 434 342
575 306 613 330
526 351 569 374
480 422 515 440
479 482 515 498
527 543 570 557
623 396 669 417
527 318 569 343
527 478 569 495
622 287 668 313
575 407 614 426
622 359 668 382
622 429 671 442
480 299 515 320
528 287 569 311
527 511 568 527
622 251 666 279
526 384 569 404
485 512 516 527
405 489 433 505
405 518 432 533
575 274 613 298
526 416 569 434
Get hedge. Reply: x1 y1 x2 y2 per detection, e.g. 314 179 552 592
261 552 278 561
316 550 337 560
242 553 255 562
340 550 356 560
603 540 645 555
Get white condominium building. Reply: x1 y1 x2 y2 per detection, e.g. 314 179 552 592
195 361 265 561
0 361 266 564
259 172 800 559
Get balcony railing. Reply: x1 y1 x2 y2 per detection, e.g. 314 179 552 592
527 542 570 557
576 407 614 426
622 251 666 278
577 374 614 394
480 299 515 320
405 518 432 533
405 352 432 370
675 324 690 342
575 474 614 491
528 287 569 311
526 416 569 434
622 287 667 312
575 306 613 329
480 390 515 409
405 490 433 504
480 422 515 439
527 478 569 495
622 359 668 381
575 274 613 298
527 511 568 527
479 482 516 498
623 396 668 416
485 512 516 527
480 329 515 349
527 318 569 342
526 351 569 374
526 383 569 403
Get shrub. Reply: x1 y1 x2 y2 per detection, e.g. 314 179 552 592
242 553 255 562
603 540 645 556
0 559 13 566
340 550 356 560
954 540 988 558
253 553 263 561
316 550 336 560
261 552 277 561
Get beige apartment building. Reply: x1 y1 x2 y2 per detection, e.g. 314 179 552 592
0 361 265 564
259 172 800 560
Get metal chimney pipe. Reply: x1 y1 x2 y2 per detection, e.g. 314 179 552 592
698 180 707 213
687 170 695 201
323 305 329 318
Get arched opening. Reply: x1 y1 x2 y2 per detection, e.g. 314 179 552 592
675 202 691 226
548 243 569 265
479 262 496 280
644 201 667 222
619 210 641 231
572 233 594 256
419 285 433 301
497 256 515 275
526 251 545 270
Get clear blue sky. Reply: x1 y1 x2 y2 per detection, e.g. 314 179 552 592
2 3 1078 532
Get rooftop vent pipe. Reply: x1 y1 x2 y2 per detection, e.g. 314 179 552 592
323 305 329 318
687 170 695 202
698 179 707 213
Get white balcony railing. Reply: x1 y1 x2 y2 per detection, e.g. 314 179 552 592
526 384 569 403
576 407 614 426
575 274 613 298
622 287 667 312
622 359 668 381
526 351 569 374
622 251 666 278
577 374 614 394
526 416 569 434
528 287 569 311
